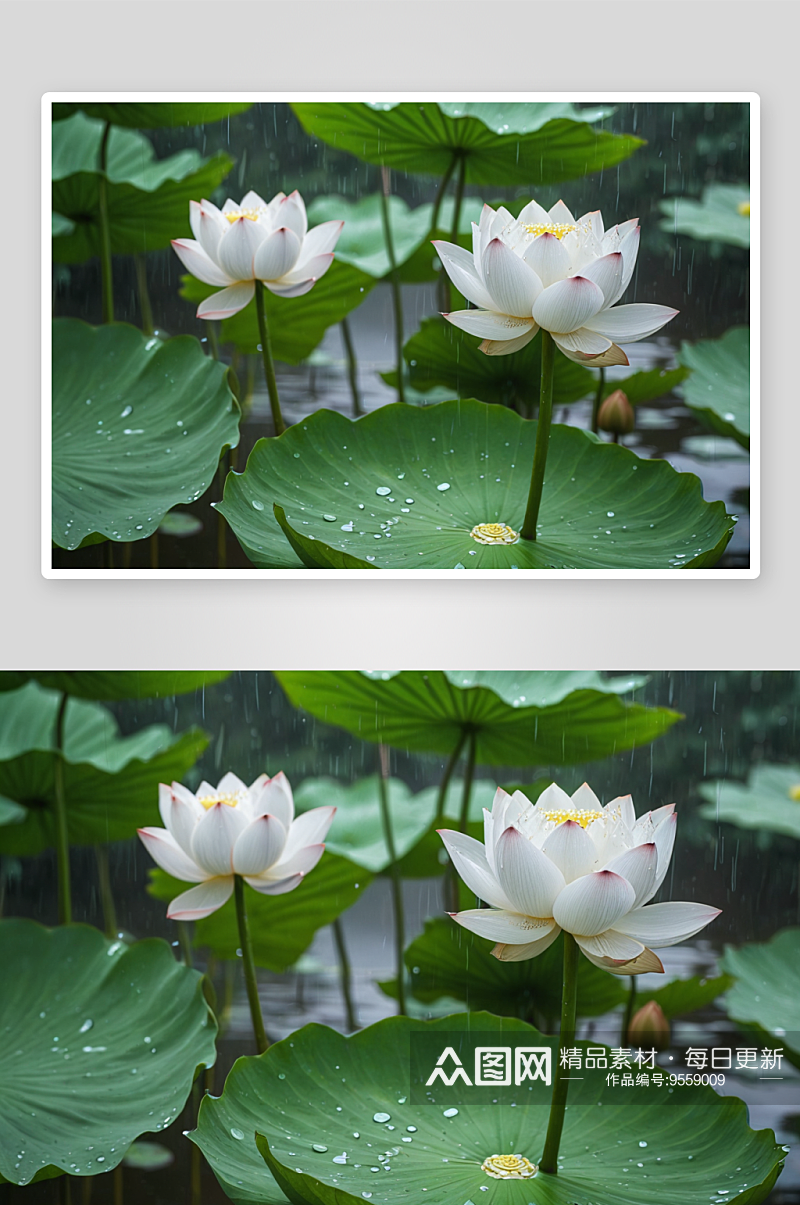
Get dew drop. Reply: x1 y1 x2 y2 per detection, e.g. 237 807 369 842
252 500 265 511
437 483 450 492
323 514 337 522
230 1128 245 1141
443 1108 458 1118
373 1113 391 1123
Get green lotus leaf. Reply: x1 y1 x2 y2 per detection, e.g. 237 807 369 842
698 763 800 840
52 112 234 261
52 320 240 550
0 796 26 825
307 194 436 279
721 929 800 1063
147 853 371 973
52 101 251 128
191 1012 784 1205
0 682 207 856
601 364 689 407
679 327 750 450
0 920 216 1186
638 974 734 1020
52 211 74 237
275 670 678 766
659 184 751 248
292 101 642 185
218 400 735 570
179 261 375 363
382 919 626 1023
0 671 230 700
294 777 499 876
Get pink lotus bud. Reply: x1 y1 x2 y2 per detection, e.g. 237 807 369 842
597 388 635 435
627 999 670 1050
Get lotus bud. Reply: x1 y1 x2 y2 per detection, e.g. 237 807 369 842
597 389 635 435
627 999 670 1050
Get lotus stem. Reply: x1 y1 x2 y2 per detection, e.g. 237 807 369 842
113 1164 124 1205
97 121 114 324
190 1077 202 1205
379 167 406 404
520 329 556 541
430 152 459 235
622 975 637 1043
254 283 286 436
378 745 406 1017
217 450 230 569
233 874 269 1054
591 366 605 434
149 531 159 570
540 932 579 1174
177 921 194 967
94 844 117 938
205 319 219 361
53 693 72 925
332 916 358 1031
340 316 362 417
133 254 154 336
434 728 469 822
446 730 477 912
450 155 467 244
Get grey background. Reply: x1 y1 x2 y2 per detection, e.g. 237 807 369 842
6 0 796 669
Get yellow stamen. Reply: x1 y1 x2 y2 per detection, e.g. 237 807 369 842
789 784 800 802
224 209 261 224
737 201 750 217
481 1154 537 1180
540 808 599 829
470 522 519 545
198 792 242 810
524 222 577 240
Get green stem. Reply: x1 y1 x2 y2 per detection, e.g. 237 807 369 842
450 155 467 244
190 1077 202 1205
97 122 114 324
434 728 469 822
378 747 406 1017
149 531 159 570
217 449 230 569
446 729 477 912
113 1164 124 1205
380 167 406 404
133 254 154 335
205 319 219 361
53 693 72 925
591 366 605 434
177 920 194 967
254 284 286 435
430 152 459 234
621 976 637 1043
94 845 117 938
520 329 556 541
234 875 268 1053
332 916 358 1031
540 932 579 1174
340 316 362 417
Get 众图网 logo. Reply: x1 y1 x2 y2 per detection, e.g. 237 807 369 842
425 1045 552 1088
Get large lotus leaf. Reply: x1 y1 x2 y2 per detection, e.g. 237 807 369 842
659 184 751 248
294 776 498 876
698 763 800 840
292 101 642 185
276 670 677 766
0 682 207 855
148 853 371 973
218 400 735 570
52 113 233 261
307 194 435 279
721 930 800 1062
52 101 251 128
52 320 240 549
383 919 626 1022
0 920 216 1186
678 327 750 450
0 671 230 700
179 261 375 363
191 1012 784 1205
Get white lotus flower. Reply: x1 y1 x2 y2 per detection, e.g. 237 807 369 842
138 771 335 920
172 189 344 320
439 782 719 973
433 200 677 365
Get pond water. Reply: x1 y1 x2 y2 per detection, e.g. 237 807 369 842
2 671 796 1203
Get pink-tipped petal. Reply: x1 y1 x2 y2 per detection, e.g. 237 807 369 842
554 340 629 368
438 828 515 910
171 239 232 288
576 930 646 963
534 782 574 814
541 820 599 884
548 199 577 226
482 237 543 317
196 281 255 320
603 843 658 908
579 252 624 307
190 801 249 877
232 813 288 876
216 771 249 797
571 783 603 813
479 327 538 356
160 789 199 857
605 794 637 830
522 231 571 289
281 252 334 285
444 309 536 341
251 771 294 828
138 827 206 882
264 278 318 298
494 826 566 917
278 191 308 243
267 842 325 878
612 901 721 948
239 189 268 212
532 276 605 334
583 303 679 343
167 877 234 920
452 908 556 945
552 869 636 937
651 811 678 896
609 225 640 306
282 806 336 861
190 201 227 261
432 240 495 310
299 219 344 262
253 226 302 281
216 217 267 282
245 872 304 896
581 944 664 976
492 926 562 962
